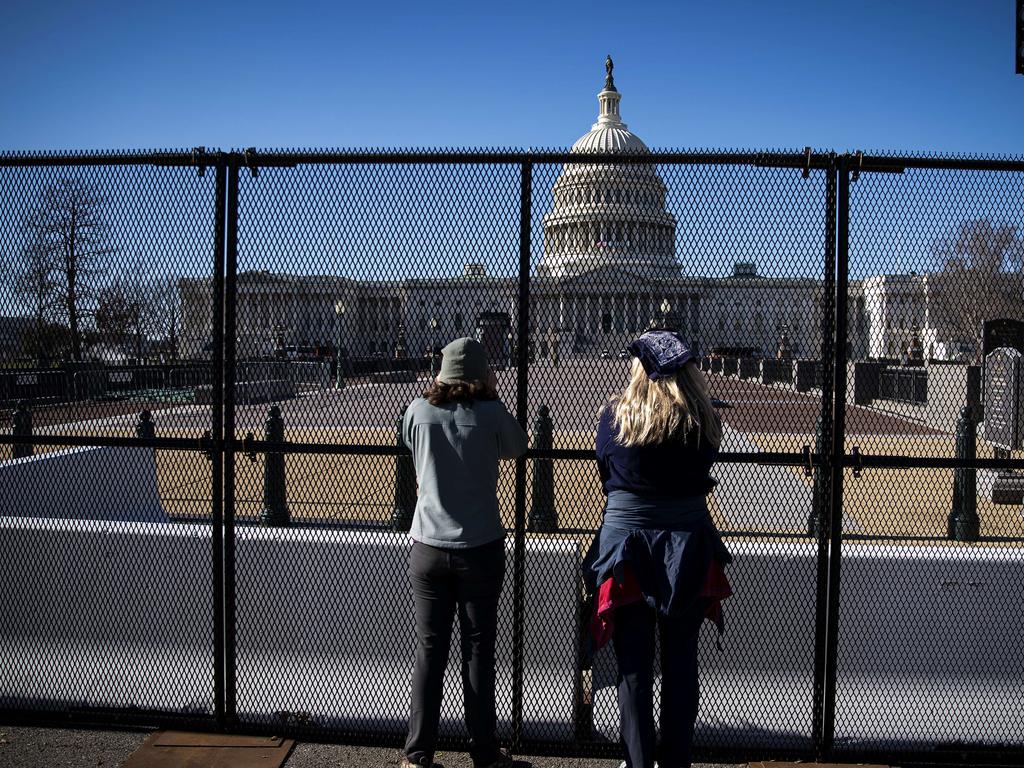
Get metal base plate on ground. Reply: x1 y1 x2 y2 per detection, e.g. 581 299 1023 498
122 731 294 768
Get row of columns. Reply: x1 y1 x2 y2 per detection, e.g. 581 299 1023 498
532 293 700 337
546 221 674 254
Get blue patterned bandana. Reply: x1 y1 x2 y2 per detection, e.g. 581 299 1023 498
627 330 694 380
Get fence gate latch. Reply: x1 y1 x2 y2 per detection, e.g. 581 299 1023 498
802 444 813 477
851 445 863 478
192 146 207 178
243 432 258 464
199 430 214 461
802 146 812 179
852 150 864 182
243 147 259 178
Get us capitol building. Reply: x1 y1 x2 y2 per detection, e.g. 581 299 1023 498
180 61 963 364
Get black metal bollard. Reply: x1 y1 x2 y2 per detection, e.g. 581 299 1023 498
948 405 980 542
808 415 824 538
391 407 416 532
12 400 33 459
135 409 156 439
527 405 558 533
260 406 291 527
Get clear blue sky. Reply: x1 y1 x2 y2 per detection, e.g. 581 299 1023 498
1 0 1022 154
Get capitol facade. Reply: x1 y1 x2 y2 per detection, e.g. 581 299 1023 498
181 62 984 365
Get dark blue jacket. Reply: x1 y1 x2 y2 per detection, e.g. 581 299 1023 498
595 406 718 498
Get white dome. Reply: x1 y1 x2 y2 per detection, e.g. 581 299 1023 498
571 125 649 154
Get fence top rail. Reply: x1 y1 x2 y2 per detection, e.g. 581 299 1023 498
0 148 222 168
3 147 1024 171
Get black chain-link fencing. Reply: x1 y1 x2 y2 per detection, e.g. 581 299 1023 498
2 148 1023 766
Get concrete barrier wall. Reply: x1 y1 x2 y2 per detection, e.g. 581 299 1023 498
592 540 1024 749
0 446 167 522
0 519 581 741
5 511 1020 748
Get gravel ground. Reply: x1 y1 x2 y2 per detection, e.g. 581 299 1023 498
0 726 737 768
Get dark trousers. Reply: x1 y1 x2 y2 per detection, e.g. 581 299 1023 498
612 600 705 768
405 539 506 767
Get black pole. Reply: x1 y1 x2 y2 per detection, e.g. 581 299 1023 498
210 156 227 730
11 400 33 459
527 405 557 533
819 154 850 761
260 406 290 527
948 406 980 541
511 158 532 751
223 157 240 726
811 154 837 754
135 409 156 440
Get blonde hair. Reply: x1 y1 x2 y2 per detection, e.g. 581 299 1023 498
610 359 722 449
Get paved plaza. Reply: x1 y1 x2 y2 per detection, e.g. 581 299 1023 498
5 358 1019 538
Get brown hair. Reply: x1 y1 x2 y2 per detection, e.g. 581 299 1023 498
423 378 498 406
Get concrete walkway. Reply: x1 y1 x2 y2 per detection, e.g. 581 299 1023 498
0 725 738 768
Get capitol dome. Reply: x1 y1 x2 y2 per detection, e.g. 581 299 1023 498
570 119 649 155
537 58 680 279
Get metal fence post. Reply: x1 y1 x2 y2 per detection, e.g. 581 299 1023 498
527 405 557 533
511 157 533 752
391 407 416 532
819 154 851 762
222 155 240 726
948 406 980 541
260 406 291 527
12 400 33 459
811 154 837 755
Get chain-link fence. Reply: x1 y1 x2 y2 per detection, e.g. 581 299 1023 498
2 148 1023 765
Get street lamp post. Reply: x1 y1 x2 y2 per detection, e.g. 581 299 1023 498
429 316 439 379
507 330 514 369
334 300 346 390
660 299 672 329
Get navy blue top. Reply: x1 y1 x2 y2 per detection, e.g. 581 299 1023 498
595 407 718 498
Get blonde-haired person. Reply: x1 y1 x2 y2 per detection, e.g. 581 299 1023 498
582 330 732 768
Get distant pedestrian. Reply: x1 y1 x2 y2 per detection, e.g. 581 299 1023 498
400 337 528 768
583 329 733 768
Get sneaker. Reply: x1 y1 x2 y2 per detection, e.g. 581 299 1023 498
617 763 659 768
477 748 515 768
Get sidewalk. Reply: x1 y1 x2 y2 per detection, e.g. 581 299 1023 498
0 726 738 768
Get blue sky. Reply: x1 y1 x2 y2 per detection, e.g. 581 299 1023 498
1 0 1022 154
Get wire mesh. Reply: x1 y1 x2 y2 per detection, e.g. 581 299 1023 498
3 149 1024 764
0 153 220 728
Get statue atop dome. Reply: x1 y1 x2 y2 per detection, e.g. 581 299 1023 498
604 54 616 91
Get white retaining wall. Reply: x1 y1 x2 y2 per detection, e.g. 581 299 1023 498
0 519 581 740
0 446 167 522
592 539 1024 749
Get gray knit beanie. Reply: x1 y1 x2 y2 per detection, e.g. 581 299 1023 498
437 337 489 383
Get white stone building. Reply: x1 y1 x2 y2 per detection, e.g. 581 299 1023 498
180 63 888 364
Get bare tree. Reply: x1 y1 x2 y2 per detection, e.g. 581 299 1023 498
25 179 114 361
95 279 143 360
141 274 183 360
13 211 59 359
929 219 1024 355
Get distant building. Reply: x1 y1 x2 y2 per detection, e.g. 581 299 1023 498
181 63 886 362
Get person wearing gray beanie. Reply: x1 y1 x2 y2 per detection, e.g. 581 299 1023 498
400 336 527 768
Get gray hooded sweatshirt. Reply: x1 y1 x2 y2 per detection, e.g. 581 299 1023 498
402 397 528 548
